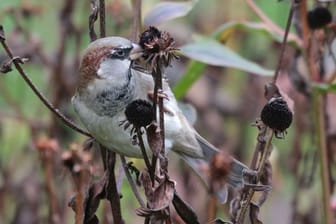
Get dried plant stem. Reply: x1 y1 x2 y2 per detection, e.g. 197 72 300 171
74 171 89 224
131 0 142 42
89 0 98 42
272 1 296 84
120 155 146 207
40 153 61 224
313 93 334 224
0 32 92 138
245 0 301 47
106 151 124 224
235 128 274 224
154 65 166 162
136 128 153 179
234 2 296 223
148 64 168 184
99 0 105 38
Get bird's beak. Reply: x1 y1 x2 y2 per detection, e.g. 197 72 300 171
129 43 143 60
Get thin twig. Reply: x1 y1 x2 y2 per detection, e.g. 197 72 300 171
120 155 146 207
0 30 92 137
272 1 297 83
131 0 142 42
136 128 153 178
106 151 124 224
99 0 105 38
313 92 334 224
245 0 302 47
89 0 98 42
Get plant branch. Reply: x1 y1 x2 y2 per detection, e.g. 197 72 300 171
0 27 92 138
106 151 124 224
120 155 146 207
136 128 153 177
235 128 274 223
89 0 98 42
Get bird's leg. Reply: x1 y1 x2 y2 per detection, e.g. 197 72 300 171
147 89 169 101
147 89 174 115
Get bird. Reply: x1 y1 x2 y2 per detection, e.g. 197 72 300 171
72 36 250 202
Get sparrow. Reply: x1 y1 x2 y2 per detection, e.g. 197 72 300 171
72 36 250 202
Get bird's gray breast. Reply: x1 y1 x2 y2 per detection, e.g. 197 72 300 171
90 84 135 117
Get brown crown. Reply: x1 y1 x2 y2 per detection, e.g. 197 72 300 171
76 46 112 94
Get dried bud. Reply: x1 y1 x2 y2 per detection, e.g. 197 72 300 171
125 99 154 128
307 7 332 30
260 97 293 133
35 137 59 153
210 150 232 182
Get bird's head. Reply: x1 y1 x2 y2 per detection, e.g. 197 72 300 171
77 36 142 94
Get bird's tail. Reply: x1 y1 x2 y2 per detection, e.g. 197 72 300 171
180 134 249 203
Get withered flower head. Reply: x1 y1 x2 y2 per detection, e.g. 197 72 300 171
260 96 293 134
307 7 332 30
125 99 154 128
138 26 179 71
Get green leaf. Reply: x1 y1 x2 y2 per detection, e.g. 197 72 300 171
312 83 336 93
213 21 300 47
180 36 274 76
144 1 197 26
173 20 298 98
173 61 206 99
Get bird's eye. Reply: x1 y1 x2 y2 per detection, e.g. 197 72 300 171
111 48 126 58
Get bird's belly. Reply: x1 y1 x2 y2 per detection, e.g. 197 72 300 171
73 96 173 158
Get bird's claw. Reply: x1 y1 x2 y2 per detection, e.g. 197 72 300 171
147 89 169 101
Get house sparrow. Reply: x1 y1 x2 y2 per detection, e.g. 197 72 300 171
72 36 250 202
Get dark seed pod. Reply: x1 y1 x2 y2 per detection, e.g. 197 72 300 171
125 99 154 128
139 26 162 54
260 97 293 132
307 7 332 30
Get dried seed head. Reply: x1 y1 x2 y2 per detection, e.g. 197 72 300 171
125 99 154 128
138 26 178 71
260 97 293 133
307 7 332 30
139 26 163 54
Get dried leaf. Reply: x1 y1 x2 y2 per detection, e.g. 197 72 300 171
172 192 200 224
140 171 175 210
138 172 175 222
68 175 106 224
256 161 272 206
0 60 13 73
84 176 107 223
249 202 263 224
